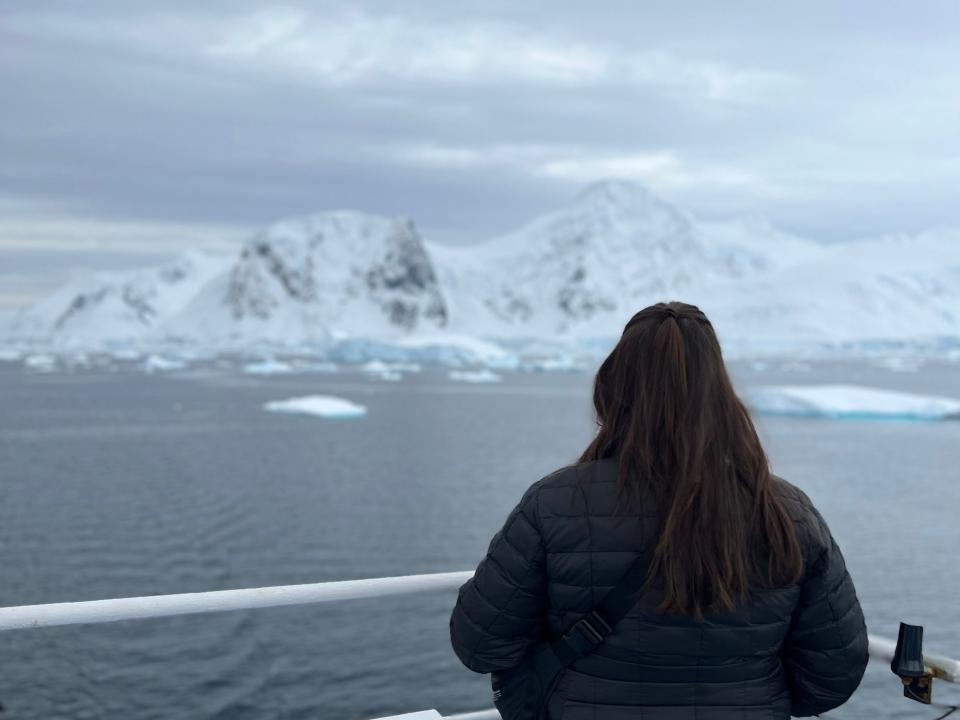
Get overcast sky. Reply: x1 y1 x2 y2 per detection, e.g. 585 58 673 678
3 1 960 308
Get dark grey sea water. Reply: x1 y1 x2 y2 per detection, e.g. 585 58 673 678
0 358 958 720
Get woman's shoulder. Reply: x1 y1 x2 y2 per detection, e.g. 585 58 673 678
770 474 833 556
517 457 620 521
530 456 618 492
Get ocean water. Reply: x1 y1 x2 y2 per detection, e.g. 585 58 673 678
0 359 958 720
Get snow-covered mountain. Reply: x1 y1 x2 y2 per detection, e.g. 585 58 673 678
429 181 828 338
11 212 448 344
8 251 228 343
164 212 447 342
431 181 702 336
5 181 959 357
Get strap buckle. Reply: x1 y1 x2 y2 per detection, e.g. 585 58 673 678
562 611 613 656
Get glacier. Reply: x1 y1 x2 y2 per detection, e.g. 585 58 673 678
263 395 367 419
3 180 960 368
744 384 960 421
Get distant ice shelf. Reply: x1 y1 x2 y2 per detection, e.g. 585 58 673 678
263 395 367 419
744 383 960 421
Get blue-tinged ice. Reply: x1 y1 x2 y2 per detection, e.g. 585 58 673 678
745 384 960 421
244 358 295 375
263 395 366 419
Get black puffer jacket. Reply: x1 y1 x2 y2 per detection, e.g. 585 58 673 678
450 457 868 719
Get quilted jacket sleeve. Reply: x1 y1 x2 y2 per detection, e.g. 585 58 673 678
783 503 869 717
449 481 548 673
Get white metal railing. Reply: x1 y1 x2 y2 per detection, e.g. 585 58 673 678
374 712 502 720
372 712 501 720
0 571 473 632
1 571 958 719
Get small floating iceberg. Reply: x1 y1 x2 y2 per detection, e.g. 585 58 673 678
24 353 57 371
263 395 367 419
243 359 294 375
870 356 925 373
745 384 960 421
360 360 415 382
143 355 188 373
449 369 502 383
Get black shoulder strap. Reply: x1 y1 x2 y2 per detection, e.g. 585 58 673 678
549 551 650 666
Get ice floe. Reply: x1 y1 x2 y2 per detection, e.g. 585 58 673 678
744 383 960 421
243 359 295 375
24 353 57 371
519 356 585 373
263 395 367 418
143 355 189 373
359 359 418 381
870 356 925 373
361 360 421 374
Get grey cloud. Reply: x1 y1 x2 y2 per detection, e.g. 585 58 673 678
2 0 960 308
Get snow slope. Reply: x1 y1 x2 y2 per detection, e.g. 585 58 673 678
703 230 960 352
431 181 715 337
9 251 228 343
429 181 832 339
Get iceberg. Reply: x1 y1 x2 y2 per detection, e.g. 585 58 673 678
870 356 925 373
263 395 367 419
143 355 189 373
449 369 502 383
744 384 960 421
360 360 421 374
24 353 57 371
243 359 295 375
63 353 91 368
359 359 418 381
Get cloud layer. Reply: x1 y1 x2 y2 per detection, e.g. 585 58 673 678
3 1 960 305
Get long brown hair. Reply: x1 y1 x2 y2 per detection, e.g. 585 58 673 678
579 301 803 617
